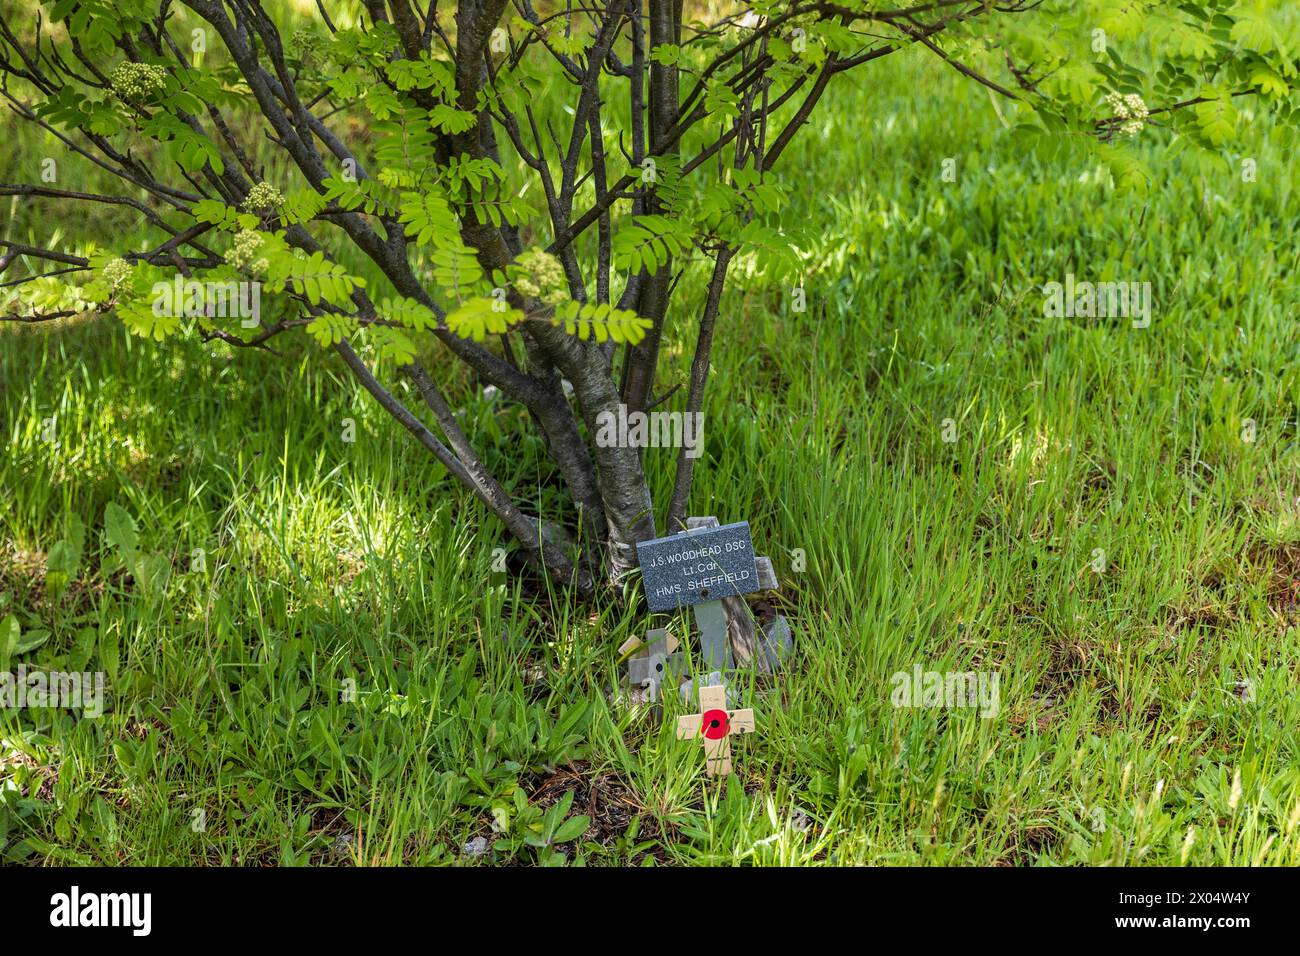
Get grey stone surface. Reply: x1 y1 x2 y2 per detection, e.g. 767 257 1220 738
461 836 490 857
754 556 779 590
332 832 355 858
636 521 759 612
759 613 795 670
692 598 731 670
678 671 727 705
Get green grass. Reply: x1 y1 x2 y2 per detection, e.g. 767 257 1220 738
3 45 1300 865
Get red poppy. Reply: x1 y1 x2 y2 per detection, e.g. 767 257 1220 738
701 708 729 740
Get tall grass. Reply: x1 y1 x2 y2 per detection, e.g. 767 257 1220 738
2 45 1298 865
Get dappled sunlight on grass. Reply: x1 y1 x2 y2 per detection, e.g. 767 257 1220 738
2 43 1298 865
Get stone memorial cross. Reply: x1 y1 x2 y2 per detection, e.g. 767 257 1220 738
635 521 760 671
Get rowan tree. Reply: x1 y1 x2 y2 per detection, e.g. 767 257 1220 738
1 0 1294 594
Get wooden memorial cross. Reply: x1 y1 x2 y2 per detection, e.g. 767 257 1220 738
635 521 761 671
675 684 756 777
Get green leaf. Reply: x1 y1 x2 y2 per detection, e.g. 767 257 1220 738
430 246 484 294
1048 61 1101 106
101 628 120 683
612 216 692 276
552 301 653 345
0 615 19 670
46 513 85 602
305 312 355 346
1195 96 1237 145
427 103 477 133
92 796 120 846
1251 69 1288 98
194 199 239 228
1230 5 1281 55
118 298 181 341
369 326 417 365
14 628 51 655
1096 144 1150 195
648 44 684 66
282 188 329 225
103 503 139 565
382 296 438 331
444 296 524 341
552 814 590 844
265 251 363 307
132 554 171 601
1167 19 1219 60
398 192 461 249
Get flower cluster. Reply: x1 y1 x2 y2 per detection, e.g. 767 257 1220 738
226 230 268 274
109 62 167 99
292 28 324 64
513 249 567 307
1105 92 1149 137
242 181 285 212
101 257 133 292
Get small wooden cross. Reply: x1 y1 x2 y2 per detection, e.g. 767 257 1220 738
676 684 756 777
617 626 677 661
620 627 683 702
